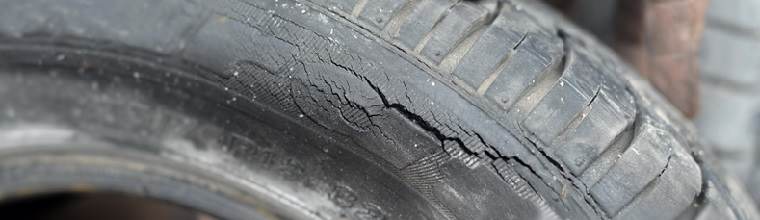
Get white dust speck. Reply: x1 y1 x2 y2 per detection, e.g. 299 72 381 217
319 14 329 23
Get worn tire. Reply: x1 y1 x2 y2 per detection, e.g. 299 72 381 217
0 0 750 219
696 0 760 215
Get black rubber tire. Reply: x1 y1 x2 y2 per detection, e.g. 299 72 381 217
697 0 760 212
0 0 751 219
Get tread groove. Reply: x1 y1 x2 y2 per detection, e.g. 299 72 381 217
351 0 369 17
511 43 567 114
579 89 640 184
438 24 487 74
553 87 600 141
475 48 512 95
412 1 460 53
613 151 673 217
474 33 526 95
382 0 420 36
706 17 760 40
438 1 501 73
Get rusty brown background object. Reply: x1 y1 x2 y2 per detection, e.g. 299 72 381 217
616 0 708 118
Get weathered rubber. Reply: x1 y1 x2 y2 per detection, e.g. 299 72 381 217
0 0 750 219
696 0 760 214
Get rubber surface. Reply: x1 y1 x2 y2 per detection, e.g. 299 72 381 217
697 0 760 213
0 0 751 219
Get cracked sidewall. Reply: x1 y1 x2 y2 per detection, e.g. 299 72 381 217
0 0 747 219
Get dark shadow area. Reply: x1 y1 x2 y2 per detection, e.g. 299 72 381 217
0 192 217 220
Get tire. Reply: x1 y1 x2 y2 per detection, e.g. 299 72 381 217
697 0 760 211
0 0 748 219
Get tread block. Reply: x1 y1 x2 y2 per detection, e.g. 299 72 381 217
613 145 701 220
523 80 589 143
695 83 757 177
394 0 454 48
453 12 530 88
420 3 486 63
589 124 672 216
483 36 561 109
706 0 760 32
555 90 635 175
699 27 760 85
521 51 626 145
357 0 407 29
560 52 608 97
